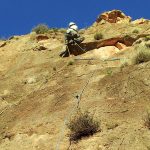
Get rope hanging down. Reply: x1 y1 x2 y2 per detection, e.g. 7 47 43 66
55 71 94 150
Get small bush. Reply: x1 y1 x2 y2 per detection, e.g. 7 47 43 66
67 111 100 141
67 60 74 66
94 33 103 40
145 36 150 41
53 67 56 71
134 39 142 45
106 68 113 76
132 29 139 34
32 24 49 34
145 43 150 48
133 50 150 65
144 111 150 129
124 35 132 41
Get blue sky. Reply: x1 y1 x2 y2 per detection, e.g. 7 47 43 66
0 0 150 38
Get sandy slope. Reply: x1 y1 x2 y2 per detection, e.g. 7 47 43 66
0 20 150 150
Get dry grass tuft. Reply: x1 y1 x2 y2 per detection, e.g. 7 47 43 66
144 111 150 129
132 50 150 65
94 33 103 40
32 24 49 34
67 111 100 141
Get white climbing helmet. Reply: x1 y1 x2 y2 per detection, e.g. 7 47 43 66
69 22 76 27
69 22 78 31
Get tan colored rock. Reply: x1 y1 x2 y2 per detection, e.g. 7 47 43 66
68 36 134 56
82 46 120 59
24 77 37 84
117 18 132 24
132 18 149 24
96 10 131 24
115 42 127 50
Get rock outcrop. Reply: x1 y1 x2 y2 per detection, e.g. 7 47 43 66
67 35 138 56
132 18 150 24
96 10 131 24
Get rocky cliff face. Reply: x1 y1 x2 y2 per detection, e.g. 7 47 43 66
0 10 150 150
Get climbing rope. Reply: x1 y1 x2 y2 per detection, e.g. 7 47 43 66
55 71 94 150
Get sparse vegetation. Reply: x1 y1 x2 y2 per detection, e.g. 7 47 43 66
67 60 74 66
134 39 142 45
106 68 113 76
145 43 150 48
144 111 150 129
94 33 103 40
53 67 56 71
32 24 49 34
145 35 150 41
67 111 100 141
132 50 150 65
124 35 133 41
132 29 139 34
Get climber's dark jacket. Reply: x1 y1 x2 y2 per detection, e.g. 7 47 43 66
65 28 84 45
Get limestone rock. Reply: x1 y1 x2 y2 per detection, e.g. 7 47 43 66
115 42 127 50
82 46 120 59
96 10 131 24
24 77 37 84
132 18 149 24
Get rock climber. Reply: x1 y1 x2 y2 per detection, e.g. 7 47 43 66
59 22 85 57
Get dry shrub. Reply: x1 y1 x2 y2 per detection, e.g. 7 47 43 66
32 24 49 34
145 43 150 48
67 111 100 141
132 29 139 34
145 35 150 41
67 60 74 66
106 68 113 76
132 50 150 65
53 67 56 71
94 33 103 40
144 111 150 129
